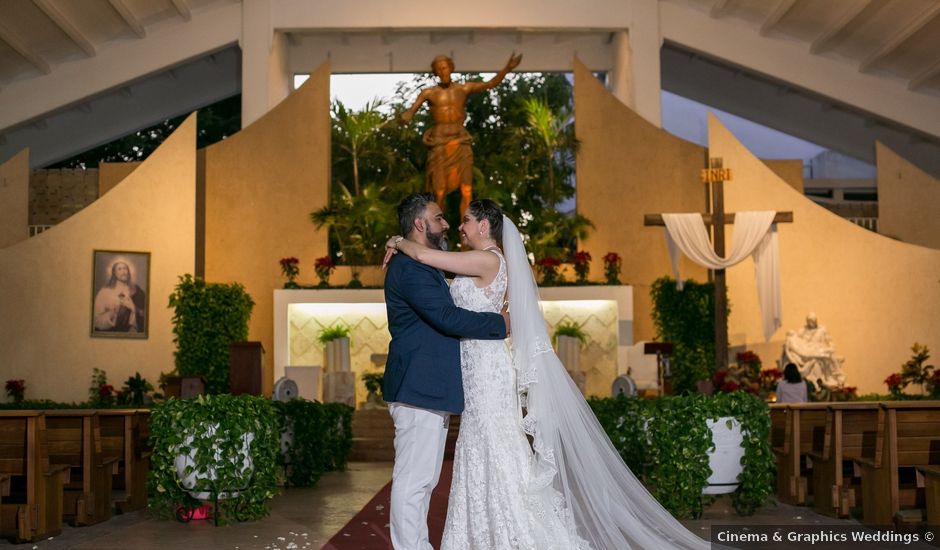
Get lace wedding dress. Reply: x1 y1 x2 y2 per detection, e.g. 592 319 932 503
441 249 588 550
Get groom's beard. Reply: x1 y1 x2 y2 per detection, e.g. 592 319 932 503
427 229 448 251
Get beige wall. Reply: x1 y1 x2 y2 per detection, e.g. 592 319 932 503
574 59 708 342
877 142 940 249
99 162 141 197
0 117 196 402
204 62 331 396
713 115 940 394
763 159 803 193
0 149 29 249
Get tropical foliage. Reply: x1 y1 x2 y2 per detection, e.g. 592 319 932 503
313 72 593 265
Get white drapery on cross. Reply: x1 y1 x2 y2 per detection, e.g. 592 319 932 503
661 211 781 342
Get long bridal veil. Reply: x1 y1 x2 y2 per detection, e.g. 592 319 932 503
502 216 710 550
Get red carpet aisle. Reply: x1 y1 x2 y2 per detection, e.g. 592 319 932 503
322 459 454 550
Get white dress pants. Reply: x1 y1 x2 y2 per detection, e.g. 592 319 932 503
389 402 450 550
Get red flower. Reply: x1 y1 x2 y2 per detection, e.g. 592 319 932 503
884 373 903 388
279 257 299 267
760 368 782 381
573 251 592 265
5 379 24 393
713 370 728 383
736 351 761 363
721 381 739 392
98 384 115 397
602 252 621 264
314 256 334 269
536 257 563 267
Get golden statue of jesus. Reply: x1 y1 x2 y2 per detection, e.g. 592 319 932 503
399 52 523 216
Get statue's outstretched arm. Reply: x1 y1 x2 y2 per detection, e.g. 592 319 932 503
467 52 523 93
398 88 431 125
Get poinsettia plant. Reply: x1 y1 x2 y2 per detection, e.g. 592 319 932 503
572 250 592 283
602 252 622 285
535 256 563 285
314 256 335 288
279 257 300 288
5 379 25 403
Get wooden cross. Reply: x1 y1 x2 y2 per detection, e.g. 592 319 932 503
644 157 793 375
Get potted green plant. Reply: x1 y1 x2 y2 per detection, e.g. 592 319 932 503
589 391 774 518
118 373 154 407
319 325 355 406
273 399 354 487
168 274 255 395
148 394 279 525
553 322 587 393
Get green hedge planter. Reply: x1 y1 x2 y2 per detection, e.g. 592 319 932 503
274 399 354 487
147 394 279 525
589 391 775 518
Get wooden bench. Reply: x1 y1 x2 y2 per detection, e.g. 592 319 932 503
0 411 69 542
99 409 151 512
806 402 880 517
770 403 829 504
854 401 940 525
45 410 119 526
917 465 940 526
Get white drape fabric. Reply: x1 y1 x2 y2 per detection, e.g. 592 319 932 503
503 216 710 549
661 211 781 341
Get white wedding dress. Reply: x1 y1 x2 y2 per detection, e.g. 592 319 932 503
440 217 711 550
442 249 588 550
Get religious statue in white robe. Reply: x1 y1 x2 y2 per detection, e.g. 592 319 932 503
781 312 846 388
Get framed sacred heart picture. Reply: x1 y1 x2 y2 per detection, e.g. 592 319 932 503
91 250 151 339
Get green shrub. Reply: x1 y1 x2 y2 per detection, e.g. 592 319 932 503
273 400 353 487
147 394 278 524
168 274 255 394
589 392 774 518
650 277 724 395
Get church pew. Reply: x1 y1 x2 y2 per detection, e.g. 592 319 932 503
917 465 940 526
806 402 880 517
770 403 829 504
45 410 118 526
0 411 69 542
99 409 151 512
854 401 940 525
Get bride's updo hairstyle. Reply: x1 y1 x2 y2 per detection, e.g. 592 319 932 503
467 199 503 242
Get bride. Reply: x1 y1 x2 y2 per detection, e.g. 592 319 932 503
386 199 709 549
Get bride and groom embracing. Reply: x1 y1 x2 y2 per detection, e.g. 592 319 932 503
382 193 709 550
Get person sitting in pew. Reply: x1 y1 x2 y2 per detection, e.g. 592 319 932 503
776 363 809 403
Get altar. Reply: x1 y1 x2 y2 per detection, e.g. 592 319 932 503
273 285 633 405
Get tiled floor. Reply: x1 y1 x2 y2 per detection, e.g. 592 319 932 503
0 462 918 549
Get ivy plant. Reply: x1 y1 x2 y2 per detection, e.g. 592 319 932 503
168 274 255 394
650 276 725 394
589 391 774 518
147 394 279 524
273 400 353 487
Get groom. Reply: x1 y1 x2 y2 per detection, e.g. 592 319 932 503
383 192 508 550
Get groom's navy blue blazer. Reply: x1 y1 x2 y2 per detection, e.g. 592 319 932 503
383 253 506 414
